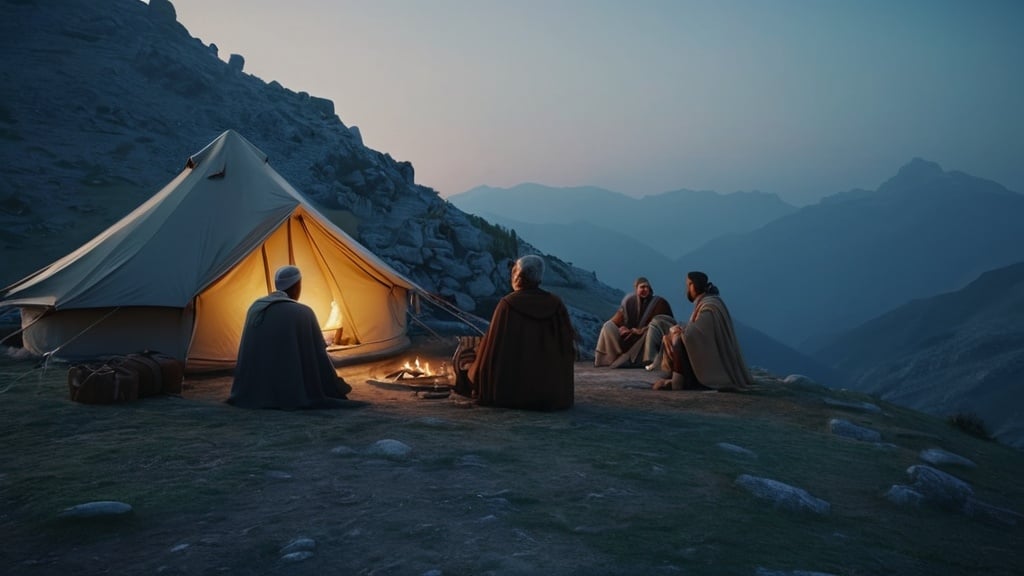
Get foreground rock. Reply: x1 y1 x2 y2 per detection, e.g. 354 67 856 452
828 418 881 442
58 501 133 519
735 475 830 514
919 447 977 469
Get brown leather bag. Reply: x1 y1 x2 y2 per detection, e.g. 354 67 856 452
114 351 184 397
68 363 139 404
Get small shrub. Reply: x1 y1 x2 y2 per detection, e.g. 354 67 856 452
948 412 992 441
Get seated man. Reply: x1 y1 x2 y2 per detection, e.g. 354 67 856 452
654 271 753 391
468 254 576 411
594 277 675 369
228 265 356 409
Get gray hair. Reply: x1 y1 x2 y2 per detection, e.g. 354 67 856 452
516 254 545 284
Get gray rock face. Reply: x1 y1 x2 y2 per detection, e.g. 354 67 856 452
828 418 881 442
735 474 830 514
147 0 176 22
466 274 496 298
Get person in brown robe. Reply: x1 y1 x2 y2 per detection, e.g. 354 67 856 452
228 265 357 410
653 271 753 391
468 255 576 411
594 276 675 368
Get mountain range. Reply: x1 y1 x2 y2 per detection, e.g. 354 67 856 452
815 260 1024 448
451 183 796 261
451 163 1024 447
676 158 1024 349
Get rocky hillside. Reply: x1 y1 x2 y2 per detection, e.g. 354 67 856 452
0 0 620 351
815 261 1024 448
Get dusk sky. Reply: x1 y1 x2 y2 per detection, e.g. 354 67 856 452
169 0 1023 205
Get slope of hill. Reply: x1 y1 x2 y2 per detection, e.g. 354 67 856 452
449 183 796 260
735 322 849 389
814 261 1024 448
0 0 623 354
675 158 1024 349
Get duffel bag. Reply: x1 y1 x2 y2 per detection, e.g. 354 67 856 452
68 363 139 404
115 355 164 398
136 350 184 394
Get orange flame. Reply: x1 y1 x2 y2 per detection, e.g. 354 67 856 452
400 357 433 377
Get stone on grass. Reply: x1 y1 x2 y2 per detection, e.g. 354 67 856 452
783 374 815 386
906 465 973 508
717 442 757 459
828 418 881 442
885 485 925 507
280 537 316 555
58 501 132 519
366 439 412 457
280 551 314 563
735 474 830 514
919 448 977 469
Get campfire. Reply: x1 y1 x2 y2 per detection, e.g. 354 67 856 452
383 357 450 389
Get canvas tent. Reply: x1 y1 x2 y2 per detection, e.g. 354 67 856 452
0 130 428 371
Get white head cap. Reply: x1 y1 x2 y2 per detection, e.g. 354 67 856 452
274 265 302 291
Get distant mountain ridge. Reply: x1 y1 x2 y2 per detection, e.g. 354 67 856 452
449 183 797 261
814 261 1024 448
675 158 1024 349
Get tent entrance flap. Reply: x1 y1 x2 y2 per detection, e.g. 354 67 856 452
187 209 411 370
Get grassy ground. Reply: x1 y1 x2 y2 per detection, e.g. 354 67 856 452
1 347 1022 576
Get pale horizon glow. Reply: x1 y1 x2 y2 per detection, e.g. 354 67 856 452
167 0 1024 205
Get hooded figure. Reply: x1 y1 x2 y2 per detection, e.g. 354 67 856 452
228 265 356 409
468 255 576 411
